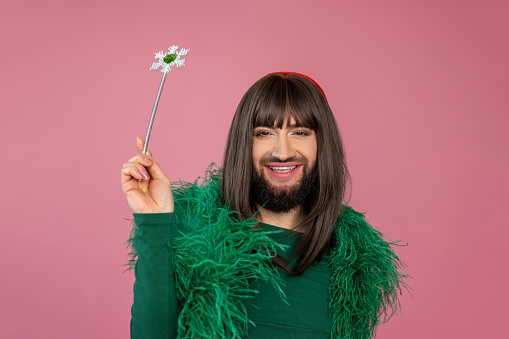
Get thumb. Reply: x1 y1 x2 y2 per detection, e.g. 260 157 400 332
136 137 145 154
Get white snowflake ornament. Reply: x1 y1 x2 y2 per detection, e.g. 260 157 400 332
150 45 190 73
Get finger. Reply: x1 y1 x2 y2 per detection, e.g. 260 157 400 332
129 150 165 179
126 153 154 167
121 166 149 198
136 136 145 154
142 155 170 183
121 163 151 182
124 152 168 183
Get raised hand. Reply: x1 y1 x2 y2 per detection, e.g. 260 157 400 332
121 137 174 213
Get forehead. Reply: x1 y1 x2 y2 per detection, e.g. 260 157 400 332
283 116 297 127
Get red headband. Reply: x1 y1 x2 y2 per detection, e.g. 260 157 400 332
271 71 327 101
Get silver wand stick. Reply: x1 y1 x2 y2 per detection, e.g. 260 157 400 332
142 45 190 154
142 72 167 154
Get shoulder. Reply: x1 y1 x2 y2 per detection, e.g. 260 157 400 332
170 166 261 239
335 205 379 235
337 205 366 223
331 205 398 260
172 166 224 226
172 165 222 204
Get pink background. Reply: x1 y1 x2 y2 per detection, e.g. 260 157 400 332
1 0 508 338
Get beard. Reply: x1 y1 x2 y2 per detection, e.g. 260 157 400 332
250 161 317 214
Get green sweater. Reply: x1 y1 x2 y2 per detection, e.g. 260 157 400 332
131 213 332 339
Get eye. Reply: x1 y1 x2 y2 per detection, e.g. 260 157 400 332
254 129 273 137
291 130 310 136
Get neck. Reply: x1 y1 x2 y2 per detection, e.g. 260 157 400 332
256 205 306 231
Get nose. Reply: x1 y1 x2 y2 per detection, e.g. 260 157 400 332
272 135 294 161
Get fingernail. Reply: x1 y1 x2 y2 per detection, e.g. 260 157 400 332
144 157 152 164
143 172 150 180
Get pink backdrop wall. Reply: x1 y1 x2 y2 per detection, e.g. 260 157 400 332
1 0 507 338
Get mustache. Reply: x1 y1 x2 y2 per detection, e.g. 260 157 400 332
259 156 309 166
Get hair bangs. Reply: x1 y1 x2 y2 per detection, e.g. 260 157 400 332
252 76 287 129
252 75 318 130
285 78 319 131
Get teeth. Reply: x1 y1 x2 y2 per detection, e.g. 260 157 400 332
269 166 297 172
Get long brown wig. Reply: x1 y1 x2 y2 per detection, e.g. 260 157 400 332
222 73 350 275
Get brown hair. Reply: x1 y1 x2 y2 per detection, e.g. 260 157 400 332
222 73 350 275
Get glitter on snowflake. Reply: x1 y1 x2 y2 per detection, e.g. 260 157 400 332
150 45 190 73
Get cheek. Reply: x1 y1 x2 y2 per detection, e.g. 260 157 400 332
304 138 318 165
252 139 272 162
252 140 264 167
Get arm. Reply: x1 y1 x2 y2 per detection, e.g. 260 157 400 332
121 137 177 338
130 213 179 339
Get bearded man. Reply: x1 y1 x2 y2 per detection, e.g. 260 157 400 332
121 73 406 339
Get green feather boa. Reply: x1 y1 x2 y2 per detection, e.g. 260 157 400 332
127 167 407 339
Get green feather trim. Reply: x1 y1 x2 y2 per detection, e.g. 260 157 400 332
125 166 408 338
124 219 138 272
327 208 408 339
171 167 286 339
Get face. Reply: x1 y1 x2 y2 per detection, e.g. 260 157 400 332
251 116 317 211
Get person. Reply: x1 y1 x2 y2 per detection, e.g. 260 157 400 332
121 72 406 339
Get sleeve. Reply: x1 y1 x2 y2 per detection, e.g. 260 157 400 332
130 213 179 339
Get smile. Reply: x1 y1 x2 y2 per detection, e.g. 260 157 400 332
269 166 297 172
264 163 302 180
